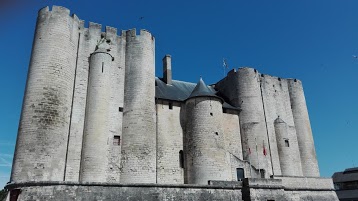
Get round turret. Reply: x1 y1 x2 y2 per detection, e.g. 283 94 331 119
236 68 272 177
11 6 80 182
288 79 319 177
184 78 231 184
80 47 113 182
274 117 296 176
120 29 156 183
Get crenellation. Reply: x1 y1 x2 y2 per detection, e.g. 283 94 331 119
52 5 70 16
7 5 335 201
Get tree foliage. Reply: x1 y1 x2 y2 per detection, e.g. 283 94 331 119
0 189 7 201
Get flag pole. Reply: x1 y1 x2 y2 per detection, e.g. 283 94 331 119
223 58 228 77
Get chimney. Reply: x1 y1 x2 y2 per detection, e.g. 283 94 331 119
163 55 172 85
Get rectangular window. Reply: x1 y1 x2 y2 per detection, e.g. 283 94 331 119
113 136 120 146
169 102 173 110
236 168 244 181
118 107 123 112
102 62 104 73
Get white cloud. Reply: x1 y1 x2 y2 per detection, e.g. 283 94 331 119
0 154 12 167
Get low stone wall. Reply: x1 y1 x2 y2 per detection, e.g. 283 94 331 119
272 175 335 190
5 178 339 201
5 182 243 201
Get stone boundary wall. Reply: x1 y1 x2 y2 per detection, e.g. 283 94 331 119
5 182 243 201
5 179 338 201
272 176 335 190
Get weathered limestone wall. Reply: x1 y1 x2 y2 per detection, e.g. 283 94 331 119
242 177 339 201
6 183 243 201
185 97 231 184
242 178 285 201
273 176 339 201
223 112 242 160
236 68 272 177
80 50 113 182
288 79 319 177
272 175 335 190
64 22 102 181
156 100 184 184
229 155 261 180
64 21 126 182
274 119 295 176
11 6 80 182
106 29 126 183
121 29 156 183
261 75 302 176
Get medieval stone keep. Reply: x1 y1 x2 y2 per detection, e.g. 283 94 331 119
6 5 339 201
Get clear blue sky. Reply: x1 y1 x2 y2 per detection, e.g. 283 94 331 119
1 0 358 188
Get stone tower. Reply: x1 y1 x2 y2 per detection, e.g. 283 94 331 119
184 78 231 184
80 45 114 182
120 29 156 183
11 6 80 182
288 79 320 177
236 68 273 177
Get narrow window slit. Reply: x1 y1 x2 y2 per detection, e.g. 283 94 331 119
102 62 104 73
284 139 290 147
179 150 184 168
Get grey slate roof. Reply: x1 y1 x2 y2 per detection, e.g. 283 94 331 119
155 77 239 111
335 189 358 200
332 167 358 183
187 78 223 101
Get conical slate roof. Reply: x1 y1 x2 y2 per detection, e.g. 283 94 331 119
274 116 285 124
186 78 223 102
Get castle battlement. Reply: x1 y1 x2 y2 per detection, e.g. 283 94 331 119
5 5 338 201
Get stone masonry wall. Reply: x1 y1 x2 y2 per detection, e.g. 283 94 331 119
64 22 102 181
7 183 243 201
223 112 243 160
156 100 184 184
107 29 126 183
260 75 302 176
